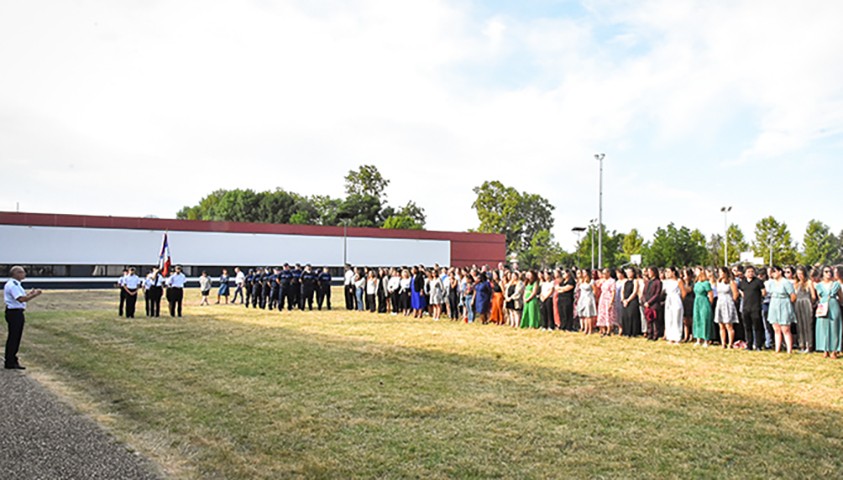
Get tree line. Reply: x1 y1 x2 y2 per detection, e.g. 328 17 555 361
472 180 843 270
177 165 425 230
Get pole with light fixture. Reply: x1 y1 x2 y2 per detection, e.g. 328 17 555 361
720 206 732 266
595 153 605 269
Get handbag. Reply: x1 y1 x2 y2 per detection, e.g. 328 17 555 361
816 302 829 318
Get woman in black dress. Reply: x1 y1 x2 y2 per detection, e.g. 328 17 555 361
621 266 641 337
681 268 696 342
555 269 576 331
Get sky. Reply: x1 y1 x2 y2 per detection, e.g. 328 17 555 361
2 0 843 250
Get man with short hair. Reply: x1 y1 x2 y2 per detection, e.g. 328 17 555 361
4 266 42 370
316 267 332 311
122 267 141 318
116 268 128 316
232 267 245 304
343 264 355 310
166 266 186 317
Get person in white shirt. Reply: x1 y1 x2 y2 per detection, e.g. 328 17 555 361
232 267 246 304
148 267 165 317
343 264 356 310
122 267 142 318
166 266 187 317
4 266 42 369
199 271 212 306
365 271 378 312
116 268 128 317
387 269 401 315
143 270 155 317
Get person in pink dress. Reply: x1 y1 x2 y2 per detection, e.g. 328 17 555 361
596 268 617 337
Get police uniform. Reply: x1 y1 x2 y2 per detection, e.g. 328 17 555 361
244 271 253 308
300 267 316 310
144 274 155 316
4 277 30 369
278 266 292 311
252 271 264 309
123 272 141 318
264 270 276 310
317 270 332 310
150 272 164 317
290 265 302 309
166 271 186 317
343 267 355 310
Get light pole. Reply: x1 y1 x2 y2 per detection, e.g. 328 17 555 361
767 232 775 266
342 219 350 265
720 206 731 266
588 218 597 270
595 153 605 269
572 227 586 268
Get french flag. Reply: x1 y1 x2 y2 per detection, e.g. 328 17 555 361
158 232 172 276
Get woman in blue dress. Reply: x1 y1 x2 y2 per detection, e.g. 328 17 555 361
764 266 796 353
815 266 842 359
217 269 230 304
410 266 428 318
473 272 492 324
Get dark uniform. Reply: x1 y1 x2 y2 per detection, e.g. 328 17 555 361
148 272 164 317
300 267 316 310
244 270 254 308
252 271 264 309
317 270 332 310
290 265 302 310
261 269 273 309
266 270 279 310
279 266 292 311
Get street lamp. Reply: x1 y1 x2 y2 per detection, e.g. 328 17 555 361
767 232 775 266
588 218 597 270
595 153 605 269
720 206 732 266
572 226 586 268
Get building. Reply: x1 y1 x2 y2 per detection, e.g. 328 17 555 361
0 212 506 288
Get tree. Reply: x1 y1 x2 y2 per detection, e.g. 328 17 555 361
707 234 723 267
381 201 426 229
471 180 554 254
336 194 383 228
801 220 838 266
621 228 645 264
752 216 797 265
518 230 570 270
725 224 749 265
574 225 624 269
344 165 390 199
382 215 423 230
645 223 707 267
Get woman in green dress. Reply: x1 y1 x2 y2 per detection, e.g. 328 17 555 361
764 266 796 354
815 266 842 359
692 268 714 346
520 271 541 329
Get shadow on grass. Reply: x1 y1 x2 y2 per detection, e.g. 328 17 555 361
23 310 843 480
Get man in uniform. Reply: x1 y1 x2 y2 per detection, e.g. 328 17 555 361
116 268 128 316
232 267 245 304
4 266 42 370
279 264 292 311
290 263 303 310
122 267 142 318
343 264 355 310
166 265 186 317
316 266 332 310
267 268 280 310
148 267 164 317
252 268 265 309
300 264 316 310
244 269 254 308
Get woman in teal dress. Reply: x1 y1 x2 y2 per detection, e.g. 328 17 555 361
692 269 714 346
520 271 541 329
815 267 842 359
764 266 796 353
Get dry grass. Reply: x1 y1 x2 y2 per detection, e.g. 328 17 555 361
19 289 843 479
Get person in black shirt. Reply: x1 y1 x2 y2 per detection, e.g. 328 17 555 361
279 264 293 310
300 265 316 310
244 270 254 308
738 266 767 351
291 264 303 310
316 267 332 310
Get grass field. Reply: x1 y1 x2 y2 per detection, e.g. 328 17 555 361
18 289 843 479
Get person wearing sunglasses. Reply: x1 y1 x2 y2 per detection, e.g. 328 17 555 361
815 266 842 359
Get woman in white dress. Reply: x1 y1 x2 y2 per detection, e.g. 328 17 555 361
576 269 598 335
427 270 444 320
714 266 739 348
663 266 685 344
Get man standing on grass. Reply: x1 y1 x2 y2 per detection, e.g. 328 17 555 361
116 268 128 316
4 266 42 370
232 267 245 304
344 264 355 310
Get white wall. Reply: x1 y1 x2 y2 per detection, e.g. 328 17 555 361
0 225 450 266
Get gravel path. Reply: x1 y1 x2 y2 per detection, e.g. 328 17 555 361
0 370 163 479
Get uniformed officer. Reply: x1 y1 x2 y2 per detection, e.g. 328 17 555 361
166 265 186 317
343 264 355 310
252 268 265 309
290 263 303 309
300 264 316 310
4 266 42 369
316 266 332 310
117 268 128 316
279 264 292 311
244 269 254 308
149 267 164 317
144 270 155 317
232 267 245 304
123 267 142 318
263 268 275 310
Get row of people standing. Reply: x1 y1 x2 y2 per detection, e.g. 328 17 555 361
117 266 187 318
239 264 333 311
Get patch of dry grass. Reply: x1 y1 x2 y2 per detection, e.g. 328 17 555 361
19 289 843 479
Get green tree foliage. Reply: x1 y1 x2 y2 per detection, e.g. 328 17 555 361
752 216 798 265
344 164 390 199
176 165 426 230
725 224 750 265
644 223 708 267
518 229 570 270
801 220 839 266
382 215 423 230
471 180 554 254
621 228 645 264
573 225 624 269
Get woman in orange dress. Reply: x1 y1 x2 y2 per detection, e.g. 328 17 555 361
489 271 505 325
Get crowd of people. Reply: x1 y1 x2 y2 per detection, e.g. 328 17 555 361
340 262 843 359
115 261 843 359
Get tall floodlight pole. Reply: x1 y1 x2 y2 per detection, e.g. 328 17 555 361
342 219 349 265
768 232 775 266
720 206 732 266
595 153 605 269
572 227 586 268
588 218 597 270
